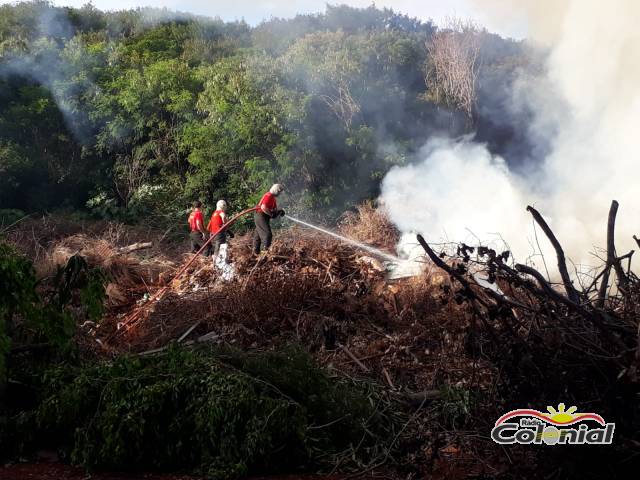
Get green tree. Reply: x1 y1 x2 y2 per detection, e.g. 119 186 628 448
179 57 297 209
93 58 199 209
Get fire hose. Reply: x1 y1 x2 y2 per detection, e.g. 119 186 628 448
110 206 259 338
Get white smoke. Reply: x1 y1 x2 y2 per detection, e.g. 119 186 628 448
381 0 640 274
0 5 97 144
382 138 531 250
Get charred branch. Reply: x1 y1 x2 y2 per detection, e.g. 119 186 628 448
598 200 630 304
416 234 485 306
420 202 638 365
515 264 589 316
526 205 580 303
607 201 629 291
404 389 442 407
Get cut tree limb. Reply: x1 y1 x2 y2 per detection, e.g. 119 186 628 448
404 389 442 406
515 264 580 308
598 202 616 306
526 205 580 303
338 343 370 372
197 330 220 343
178 320 202 343
117 242 152 254
607 201 629 292
136 330 220 357
382 367 395 390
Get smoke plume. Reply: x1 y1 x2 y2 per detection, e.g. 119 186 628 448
381 0 640 274
0 5 96 144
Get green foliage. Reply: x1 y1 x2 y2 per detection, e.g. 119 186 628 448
0 1 527 223
118 23 191 65
0 243 40 380
0 244 105 388
0 209 27 226
180 57 295 209
439 385 474 429
26 345 395 478
49 254 105 324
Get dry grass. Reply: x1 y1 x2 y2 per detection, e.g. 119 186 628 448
338 202 400 252
4 214 182 274
3 215 179 308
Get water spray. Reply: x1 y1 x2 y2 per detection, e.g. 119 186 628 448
285 215 403 263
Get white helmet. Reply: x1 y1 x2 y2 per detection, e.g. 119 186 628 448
270 183 284 196
216 200 227 210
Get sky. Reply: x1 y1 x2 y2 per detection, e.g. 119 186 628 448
4 0 528 38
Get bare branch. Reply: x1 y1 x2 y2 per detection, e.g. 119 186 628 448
416 234 485 306
607 201 629 292
425 17 480 119
526 205 580 304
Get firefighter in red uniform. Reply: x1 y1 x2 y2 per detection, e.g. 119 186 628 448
253 184 285 255
207 199 234 259
187 201 210 255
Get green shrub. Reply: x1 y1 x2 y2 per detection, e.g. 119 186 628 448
49 254 106 324
439 385 474 429
29 345 396 478
0 245 105 401
0 209 27 227
0 242 41 382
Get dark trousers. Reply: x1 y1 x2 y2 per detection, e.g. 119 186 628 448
211 232 227 257
252 211 272 254
190 231 211 256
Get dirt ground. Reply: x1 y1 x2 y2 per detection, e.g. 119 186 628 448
0 463 198 480
0 464 350 480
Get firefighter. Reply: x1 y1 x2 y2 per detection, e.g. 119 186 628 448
187 201 210 255
207 199 234 261
253 184 285 255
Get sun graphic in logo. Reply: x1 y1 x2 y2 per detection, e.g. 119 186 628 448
542 403 578 424
494 402 606 427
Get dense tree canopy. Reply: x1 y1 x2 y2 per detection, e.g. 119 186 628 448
0 1 532 223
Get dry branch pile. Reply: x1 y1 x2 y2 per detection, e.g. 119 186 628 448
4 216 178 312
5 203 639 478
108 227 483 397
46 235 174 315
89 225 503 478
416 201 640 472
